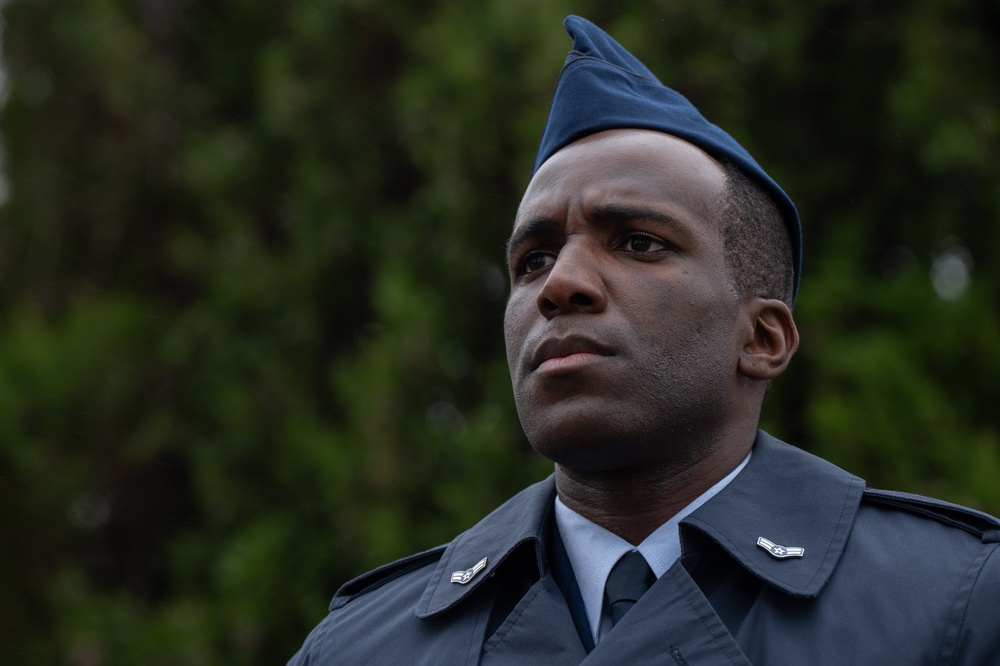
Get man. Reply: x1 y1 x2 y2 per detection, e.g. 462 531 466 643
289 16 999 664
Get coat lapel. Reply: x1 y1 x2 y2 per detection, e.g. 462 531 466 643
582 562 752 666
479 575 588 665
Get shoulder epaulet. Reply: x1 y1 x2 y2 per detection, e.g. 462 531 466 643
864 488 1000 543
330 545 447 611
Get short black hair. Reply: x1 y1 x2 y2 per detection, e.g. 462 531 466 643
717 160 795 306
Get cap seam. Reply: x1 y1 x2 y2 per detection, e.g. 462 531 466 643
563 52 658 83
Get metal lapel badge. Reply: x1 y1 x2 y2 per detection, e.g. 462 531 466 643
757 536 805 559
450 556 488 584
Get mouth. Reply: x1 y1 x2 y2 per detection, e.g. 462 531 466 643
530 335 613 372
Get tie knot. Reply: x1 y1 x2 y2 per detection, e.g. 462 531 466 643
604 550 655 626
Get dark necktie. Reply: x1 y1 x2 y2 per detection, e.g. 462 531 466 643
604 550 655 626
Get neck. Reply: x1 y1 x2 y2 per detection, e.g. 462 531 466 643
554 433 754 545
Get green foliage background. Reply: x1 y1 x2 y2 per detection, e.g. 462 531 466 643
2 0 998 662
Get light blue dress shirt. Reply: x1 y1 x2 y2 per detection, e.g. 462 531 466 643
553 452 752 645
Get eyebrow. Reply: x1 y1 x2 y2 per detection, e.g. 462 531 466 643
505 203 682 266
588 202 679 230
505 216 561 267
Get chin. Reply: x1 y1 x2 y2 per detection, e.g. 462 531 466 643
524 421 658 473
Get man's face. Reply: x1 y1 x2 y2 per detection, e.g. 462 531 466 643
503 129 745 473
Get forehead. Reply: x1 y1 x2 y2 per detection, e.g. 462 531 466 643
515 129 726 230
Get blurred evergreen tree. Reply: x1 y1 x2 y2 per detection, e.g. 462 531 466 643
0 0 997 662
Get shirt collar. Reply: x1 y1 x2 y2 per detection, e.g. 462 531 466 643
554 451 752 644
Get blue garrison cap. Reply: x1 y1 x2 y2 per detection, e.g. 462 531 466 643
533 16 802 301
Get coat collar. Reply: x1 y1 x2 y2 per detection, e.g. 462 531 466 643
416 431 865 618
681 431 865 598
415 476 556 618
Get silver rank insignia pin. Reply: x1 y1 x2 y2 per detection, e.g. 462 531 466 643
757 537 805 559
450 556 488 585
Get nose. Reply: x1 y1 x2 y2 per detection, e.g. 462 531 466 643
536 240 608 318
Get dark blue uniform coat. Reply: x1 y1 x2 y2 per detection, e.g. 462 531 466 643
289 432 1000 664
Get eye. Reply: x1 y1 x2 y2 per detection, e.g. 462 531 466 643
620 233 668 253
520 251 556 274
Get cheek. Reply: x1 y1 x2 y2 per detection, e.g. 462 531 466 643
502 314 515 364
633 285 737 361
503 295 529 364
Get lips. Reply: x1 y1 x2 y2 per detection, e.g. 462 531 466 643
530 334 613 370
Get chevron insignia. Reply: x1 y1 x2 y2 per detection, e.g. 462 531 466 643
450 556 488 584
757 536 805 559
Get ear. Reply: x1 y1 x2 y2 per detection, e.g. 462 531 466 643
737 298 799 381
